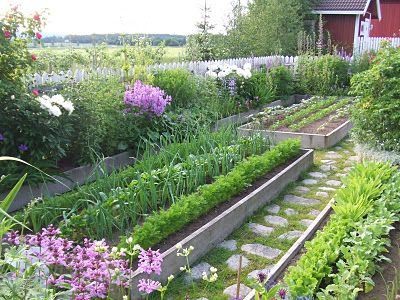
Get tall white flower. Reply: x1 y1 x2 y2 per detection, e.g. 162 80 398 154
61 100 74 115
49 105 62 117
51 94 65 105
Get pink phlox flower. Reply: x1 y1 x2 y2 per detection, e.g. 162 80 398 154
137 279 161 294
138 248 163 275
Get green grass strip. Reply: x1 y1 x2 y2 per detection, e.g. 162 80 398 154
289 98 353 131
269 97 337 130
121 138 301 250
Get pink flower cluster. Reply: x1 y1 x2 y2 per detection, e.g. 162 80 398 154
124 80 172 116
137 247 163 294
3 226 131 300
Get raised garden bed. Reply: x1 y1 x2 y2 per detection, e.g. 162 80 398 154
238 96 353 149
129 147 314 299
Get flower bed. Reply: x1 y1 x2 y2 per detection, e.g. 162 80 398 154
239 96 354 149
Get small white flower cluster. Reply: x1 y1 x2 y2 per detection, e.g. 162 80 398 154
202 266 218 282
38 94 74 117
206 62 252 79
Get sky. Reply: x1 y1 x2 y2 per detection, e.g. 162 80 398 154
0 0 245 36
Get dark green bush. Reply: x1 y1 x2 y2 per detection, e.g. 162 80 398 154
269 66 294 97
153 68 197 109
350 44 400 152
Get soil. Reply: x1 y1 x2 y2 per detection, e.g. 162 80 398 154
153 150 307 254
277 113 349 135
358 222 400 300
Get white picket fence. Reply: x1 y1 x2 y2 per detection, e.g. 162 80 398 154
355 36 400 54
30 55 297 86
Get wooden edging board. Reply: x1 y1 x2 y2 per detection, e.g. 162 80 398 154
243 200 333 300
130 149 314 299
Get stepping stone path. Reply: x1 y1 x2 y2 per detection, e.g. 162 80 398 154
300 219 314 227
223 284 252 298
343 150 350 154
226 254 249 271
247 265 274 280
184 262 213 282
336 173 347 177
326 180 342 187
248 223 274 237
309 209 321 217
284 208 298 216
241 244 282 259
302 179 318 185
319 186 336 192
316 191 329 198
321 159 337 165
308 171 327 178
278 231 303 240
264 215 288 227
320 164 337 172
295 186 310 194
265 204 280 214
218 240 237 251
343 167 352 172
284 194 321 206
325 151 343 159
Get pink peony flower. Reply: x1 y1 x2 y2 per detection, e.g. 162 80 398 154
32 89 39 96
36 32 42 39
31 53 37 61
4 31 11 39
33 13 40 21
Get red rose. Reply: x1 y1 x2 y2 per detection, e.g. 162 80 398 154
32 89 39 96
33 14 40 21
36 32 42 39
31 53 37 61
4 31 11 39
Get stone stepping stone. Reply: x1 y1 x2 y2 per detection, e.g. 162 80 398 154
321 159 336 165
184 262 213 282
278 231 304 240
218 240 237 251
319 186 336 192
264 215 288 227
265 204 280 214
226 254 249 271
284 194 321 206
249 223 274 237
326 180 342 187
309 209 321 217
343 167 352 172
325 152 343 159
302 179 318 185
295 186 310 194
316 191 329 198
336 173 347 177
300 219 314 227
308 171 327 178
334 146 342 150
320 164 337 172
343 150 350 154
348 156 359 162
224 284 252 298
247 265 274 280
241 244 282 259
284 208 298 216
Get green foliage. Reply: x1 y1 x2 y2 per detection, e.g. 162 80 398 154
247 69 276 103
122 138 301 250
268 66 293 97
295 54 350 96
350 44 400 152
153 69 197 109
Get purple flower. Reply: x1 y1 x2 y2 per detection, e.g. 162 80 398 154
257 271 267 283
279 288 287 299
228 78 236 96
124 80 171 117
138 279 161 294
0 133 4 141
18 144 28 152
138 248 163 275
3 230 20 245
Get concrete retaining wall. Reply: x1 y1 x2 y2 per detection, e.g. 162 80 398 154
130 149 314 299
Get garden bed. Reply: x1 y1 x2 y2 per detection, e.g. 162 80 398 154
129 148 313 298
238 97 353 149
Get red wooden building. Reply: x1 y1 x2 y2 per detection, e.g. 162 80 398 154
313 0 400 54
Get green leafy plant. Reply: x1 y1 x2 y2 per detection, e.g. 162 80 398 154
268 66 294 97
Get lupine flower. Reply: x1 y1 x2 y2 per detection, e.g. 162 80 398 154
32 89 39 96
35 32 42 39
279 288 287 299
138 248 163 275
137 279 161 294
31 53 37 61
257 271 267 283
4 31 11 39
0 133 4 141
18 144 28 152
124 80 171 116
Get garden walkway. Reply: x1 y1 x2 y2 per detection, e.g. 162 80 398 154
166 140 358 299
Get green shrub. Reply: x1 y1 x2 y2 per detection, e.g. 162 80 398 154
122 138 301 249
350 44 400 152
269 66 293 97
295 54 350 96
247 69 276 103
153 68 197 109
